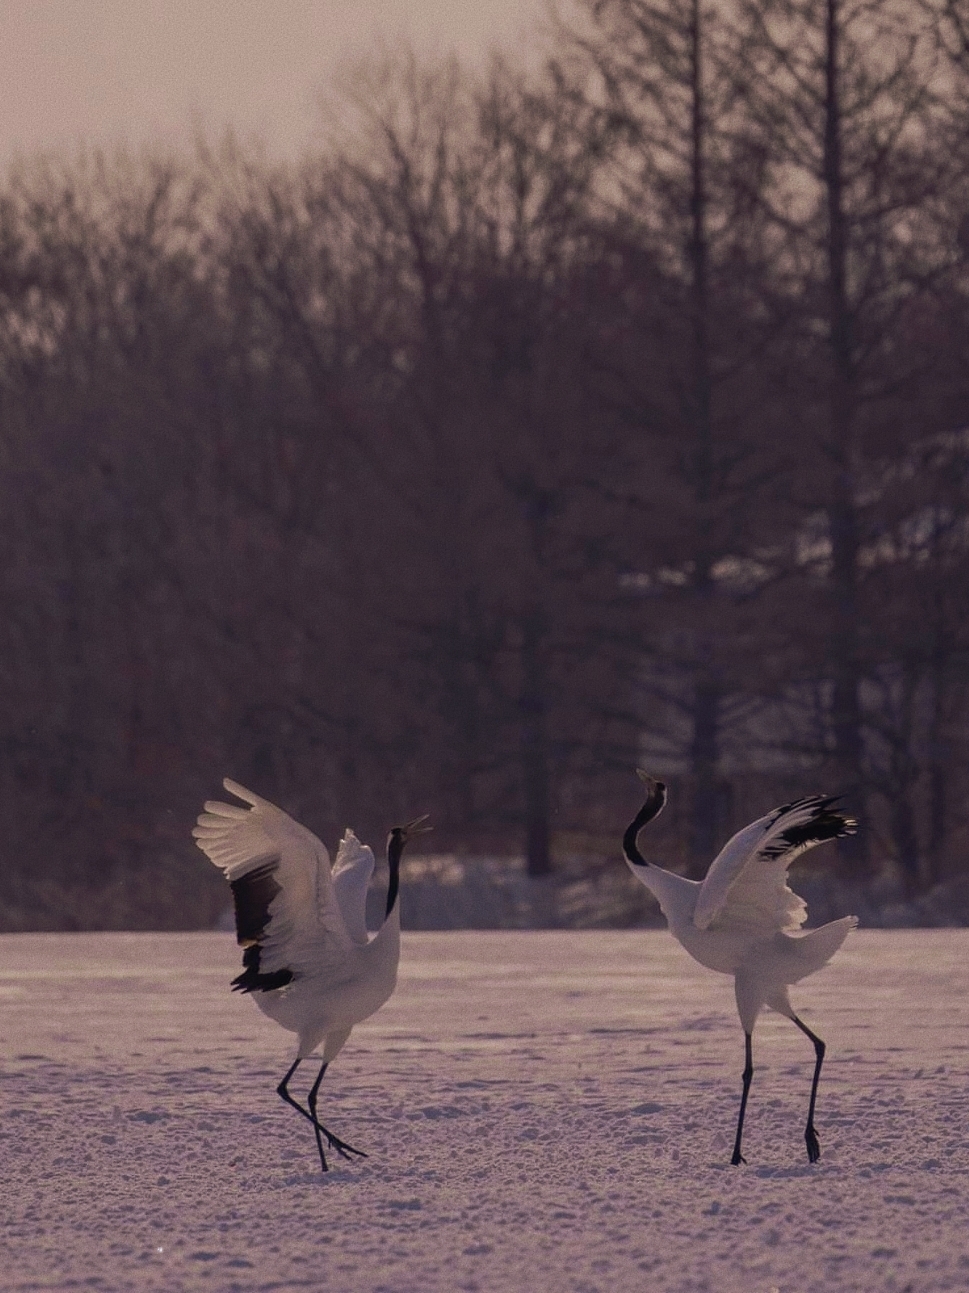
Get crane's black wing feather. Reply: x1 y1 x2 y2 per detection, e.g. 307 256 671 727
228 858 295 992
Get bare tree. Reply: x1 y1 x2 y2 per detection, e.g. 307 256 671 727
732 0 951 866
320 54 630 873
552 0 796 871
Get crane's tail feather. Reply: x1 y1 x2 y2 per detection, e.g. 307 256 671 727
790 915 858 980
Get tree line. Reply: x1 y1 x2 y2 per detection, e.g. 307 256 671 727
1 0 968 929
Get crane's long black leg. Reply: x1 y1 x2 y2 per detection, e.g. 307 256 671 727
731 1032 754 1166
792 1014 826 1163
305 1063 330 1172
277 1057 331 1172
307 1062 367 1163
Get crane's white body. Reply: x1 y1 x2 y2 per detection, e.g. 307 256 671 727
254 915 399 1063
193 779 400 1061
628 840 856 1032
624 783 857 1030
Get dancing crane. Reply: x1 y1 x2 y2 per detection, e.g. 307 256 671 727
622 771 857 1165
193 778 430 1171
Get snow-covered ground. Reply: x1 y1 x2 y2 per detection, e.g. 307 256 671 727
2 929 968 1292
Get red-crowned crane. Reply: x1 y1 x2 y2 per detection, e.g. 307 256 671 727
193 778 430 1171
622 770 857 1166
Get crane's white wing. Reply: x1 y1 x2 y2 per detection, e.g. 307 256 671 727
192 778 353 987
331 829 376 946
693 796 854 935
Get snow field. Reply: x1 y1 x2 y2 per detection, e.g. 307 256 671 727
2 929 969 1292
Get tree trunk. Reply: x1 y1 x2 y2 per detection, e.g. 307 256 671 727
520 610 551 877
927 625 948 885
891 793 921 898
823 0 865 865
689 674 721 867
685 0 723 875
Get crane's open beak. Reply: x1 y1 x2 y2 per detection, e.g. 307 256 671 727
397 814 432 841
635 769 667 816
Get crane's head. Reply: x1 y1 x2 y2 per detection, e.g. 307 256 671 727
623 770 668 867
390 814 433 849
384 815 432 919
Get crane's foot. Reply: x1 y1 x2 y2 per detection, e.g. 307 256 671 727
311 1128 366 1173
323 1129 367 1161
805 1124 821 1163
730 1149 747 1166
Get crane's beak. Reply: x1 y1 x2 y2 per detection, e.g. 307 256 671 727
397 814 432 841
636 768 658 789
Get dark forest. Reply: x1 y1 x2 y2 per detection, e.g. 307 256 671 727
3 0 969 929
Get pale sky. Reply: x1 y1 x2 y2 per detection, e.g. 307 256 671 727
0 1 561 164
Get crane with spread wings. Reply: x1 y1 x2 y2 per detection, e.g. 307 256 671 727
193 778 430 1172
622 770 857 1166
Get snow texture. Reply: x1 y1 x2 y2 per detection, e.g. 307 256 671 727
2 929 968 1292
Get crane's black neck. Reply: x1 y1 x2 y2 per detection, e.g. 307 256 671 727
385 830 405 919
622 787 666 868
